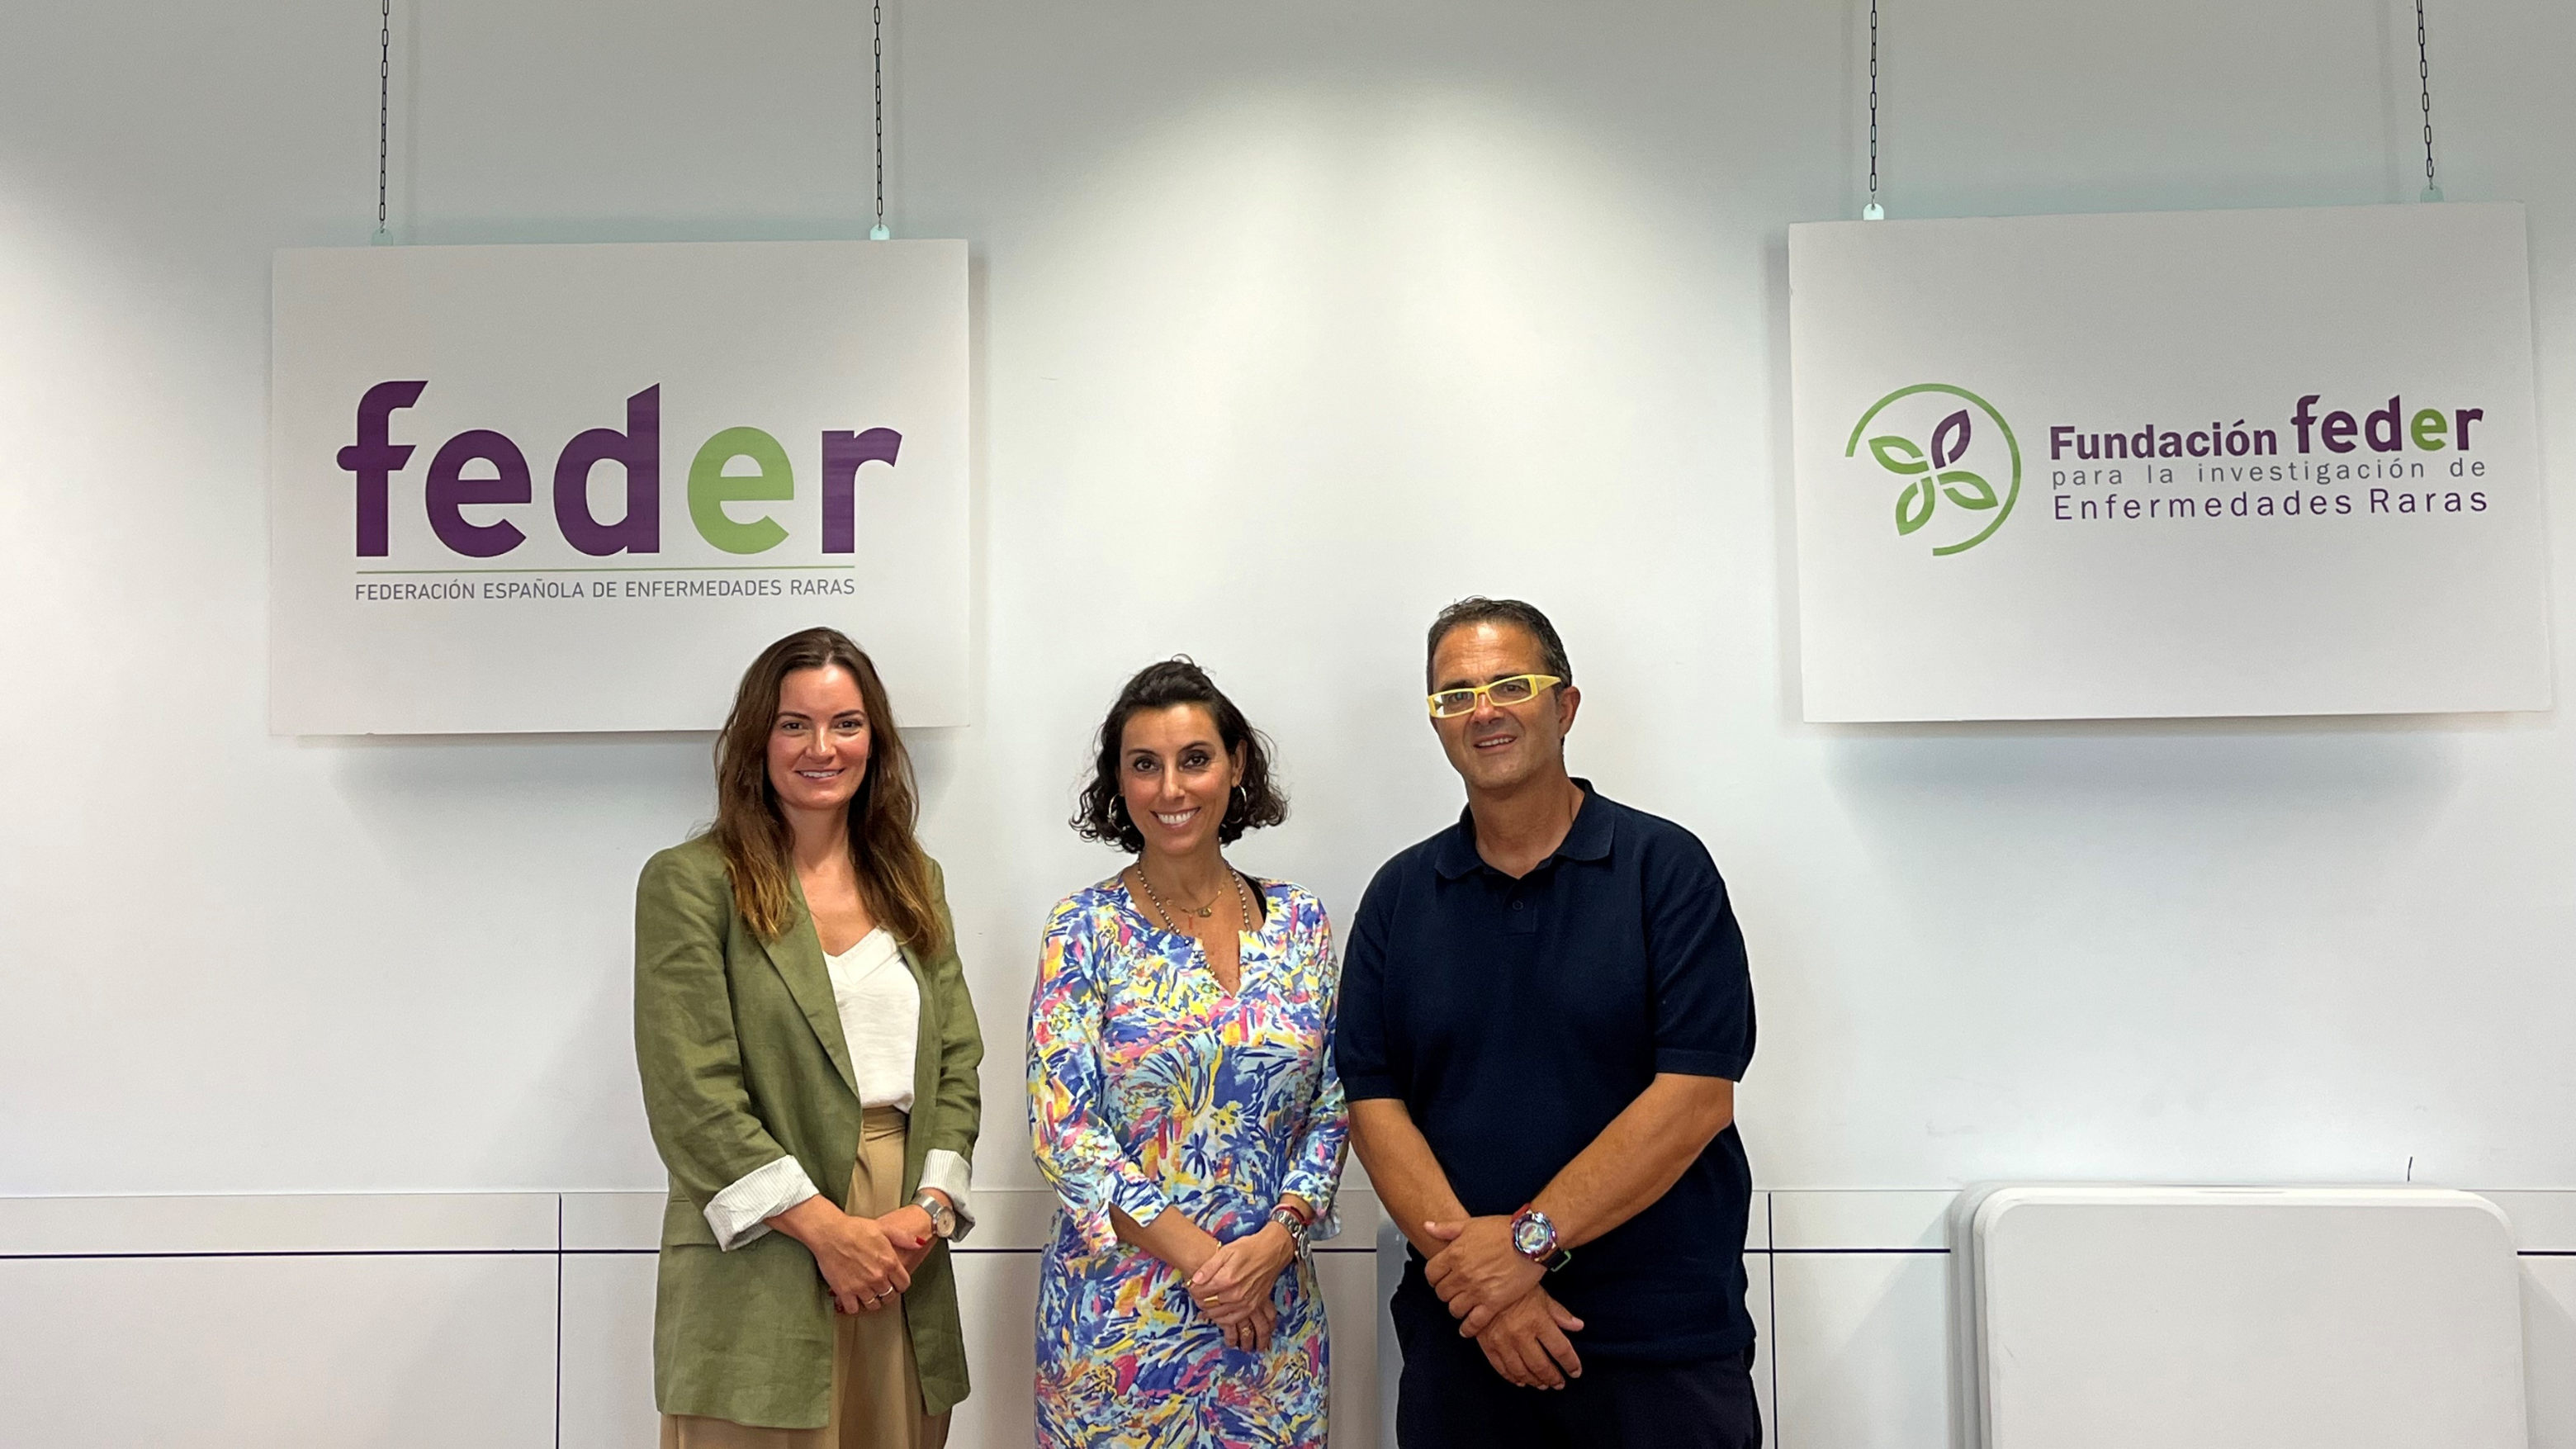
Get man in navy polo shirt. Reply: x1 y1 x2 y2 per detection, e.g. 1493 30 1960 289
1338 597 1759 1449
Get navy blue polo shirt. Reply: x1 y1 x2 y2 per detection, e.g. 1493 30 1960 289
1337 781 1756 1364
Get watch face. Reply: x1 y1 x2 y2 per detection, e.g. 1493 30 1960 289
1511 1213 1553 1259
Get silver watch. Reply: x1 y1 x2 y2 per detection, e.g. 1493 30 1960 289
912 1191 956 1239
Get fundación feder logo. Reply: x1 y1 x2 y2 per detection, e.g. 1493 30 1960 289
1844 383 2021 556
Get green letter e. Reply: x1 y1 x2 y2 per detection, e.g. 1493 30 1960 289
688 427 793 554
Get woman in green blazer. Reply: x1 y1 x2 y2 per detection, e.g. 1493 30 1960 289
636 627 983 1449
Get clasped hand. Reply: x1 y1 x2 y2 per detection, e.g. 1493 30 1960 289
1423 1215 1543 1336
1424 1216 1585 1390
809 1206 935 1316
1185 1224 1296 1353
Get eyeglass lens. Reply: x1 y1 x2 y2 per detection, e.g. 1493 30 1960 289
1431 676 1541 717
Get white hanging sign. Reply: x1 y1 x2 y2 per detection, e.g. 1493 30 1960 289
269 239 968 734
1789 203 2551 722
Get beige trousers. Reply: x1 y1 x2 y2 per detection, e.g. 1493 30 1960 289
662 1107 950 1449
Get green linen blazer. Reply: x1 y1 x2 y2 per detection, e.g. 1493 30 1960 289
634 836 984 1428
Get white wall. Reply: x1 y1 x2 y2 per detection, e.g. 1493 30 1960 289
6 1188 2573 1448
0 1189 1387 1447
5 0 2576 1442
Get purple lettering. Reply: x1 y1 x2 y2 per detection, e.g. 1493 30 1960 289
427 429 532 558
2365 395 2403 453
336 381 428 556
553 386 661 556
2290 394 2320 454
819 428 902 555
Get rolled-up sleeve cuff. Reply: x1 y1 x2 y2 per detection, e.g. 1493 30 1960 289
918 1149 977 1244
1054 1158 1172 1257
1339 1073 1401 1101
1108 1164 1172 1230
704 1155 822 1250
1652 1047 1749 1079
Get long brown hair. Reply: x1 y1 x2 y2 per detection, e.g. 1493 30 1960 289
709 627 947 954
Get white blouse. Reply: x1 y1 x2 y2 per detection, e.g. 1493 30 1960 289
702 927 975 1248
833 928 924 1111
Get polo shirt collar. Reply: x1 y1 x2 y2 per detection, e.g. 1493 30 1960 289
1434 778 1612 878
1557 779 1615 861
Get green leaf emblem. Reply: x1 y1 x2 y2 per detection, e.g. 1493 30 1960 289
1894 476 1937 535
1937 469 1996 509
1869 435 1929 476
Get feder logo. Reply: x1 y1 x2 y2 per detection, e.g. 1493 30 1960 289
335 381 897 560
1844 383 2022 556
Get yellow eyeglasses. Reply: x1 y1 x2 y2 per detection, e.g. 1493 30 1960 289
1427 674 1563 718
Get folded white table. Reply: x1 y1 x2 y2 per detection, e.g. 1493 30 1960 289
1951 1185 2524 1449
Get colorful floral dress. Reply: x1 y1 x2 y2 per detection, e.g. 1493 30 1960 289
1028 875 1349 1449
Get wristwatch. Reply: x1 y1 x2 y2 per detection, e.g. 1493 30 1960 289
1268 1203 1312 1243
1509 1205 1572 1271
912 1191 957 1240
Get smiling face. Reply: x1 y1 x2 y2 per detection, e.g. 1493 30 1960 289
1429 620 1579 796
1118 703 1244 864
765 665 873 817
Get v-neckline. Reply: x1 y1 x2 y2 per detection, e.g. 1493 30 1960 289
1117 872 1259 1002
824 926 899 981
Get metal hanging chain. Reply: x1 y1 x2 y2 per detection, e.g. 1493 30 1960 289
870 0 890 239
376 0 391 238
1863 0 1884 220
2415 0 2441 201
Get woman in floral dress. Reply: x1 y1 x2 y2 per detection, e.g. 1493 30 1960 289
1028 659 1349 1448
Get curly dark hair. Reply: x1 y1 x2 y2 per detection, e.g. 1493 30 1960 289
1073 658 1288 854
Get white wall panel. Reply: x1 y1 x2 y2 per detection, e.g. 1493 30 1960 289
2526 1258 2576 1449
1315 1248 1380 1449
0 1191 556 1253
4 1189 2567 1446
2483 1191 2576 1252
560 1252 661 1449
1771 1250 1952 1449
1771 1191 1953 1251
0 1252 556 1448
563 1191 665 1252
949 1252 1040 1449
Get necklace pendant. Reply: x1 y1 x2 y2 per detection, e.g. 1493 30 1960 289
1193 906 1213 917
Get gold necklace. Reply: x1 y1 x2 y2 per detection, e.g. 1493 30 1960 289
1134 864 1252 933
1138 866 1220 919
